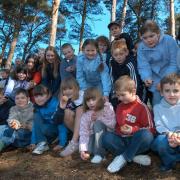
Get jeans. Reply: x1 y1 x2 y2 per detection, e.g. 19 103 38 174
32 113 67 145
102 129 154 162
151 135 180 168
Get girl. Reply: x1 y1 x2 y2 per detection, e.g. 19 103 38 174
76 39 111 102
79 87 116 164
59 77 84 157
41 46 61 95
25 54 42 102
31 84 67 155
4 65 30 101
137 20 179 105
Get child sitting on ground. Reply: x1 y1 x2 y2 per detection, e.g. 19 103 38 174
102 75 155 173
151 73 180 171
0 89 33 151
79 87 116 164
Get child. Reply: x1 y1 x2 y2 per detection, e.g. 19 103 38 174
79 87 116 164
41 46 61 95
76 39 111 102
151 74 180 171
0 89 33 151
96 36 111 68
59 77 84 157
102 75 155 173
0 68 10 88
137 20 179 105
60 43 77 80
31 84 67 155
0 87 14 125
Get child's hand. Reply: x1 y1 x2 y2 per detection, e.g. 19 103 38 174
60 95 69 109
144 79 153 87
9 119 21 130
0 96 8 105
91 112 97 121
66 65 75 72
168 132 178 148
120 124 132 135
80 151 90 160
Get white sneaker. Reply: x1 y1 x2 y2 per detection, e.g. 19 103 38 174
107 155 127 173
133 155 151 166
91 155 103 164
32 141 49 155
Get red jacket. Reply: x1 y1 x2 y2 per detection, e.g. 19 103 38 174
115 97 155 136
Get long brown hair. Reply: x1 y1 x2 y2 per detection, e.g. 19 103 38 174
42 46 61 78
83 87 104 112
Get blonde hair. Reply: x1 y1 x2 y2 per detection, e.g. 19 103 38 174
60 77 79 101
42 46 60 78
111 40 129 54
115 75 136 93
83 87 104 112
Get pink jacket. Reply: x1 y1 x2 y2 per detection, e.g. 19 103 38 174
79 102 116 152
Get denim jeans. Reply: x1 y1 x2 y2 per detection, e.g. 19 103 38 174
102 129 154 162
32 112 67 145
151 135 180 168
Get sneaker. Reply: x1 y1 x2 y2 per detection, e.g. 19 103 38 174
32 141 49 155
91 155 103 164
0 140 5 152
59 140 78 157
133 155 151 166
107 155 127 173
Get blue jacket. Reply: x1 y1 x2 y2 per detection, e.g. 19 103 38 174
76 53 111 96
137 33 178 92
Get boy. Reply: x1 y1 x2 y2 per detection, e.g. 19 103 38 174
0 88 33 151
102 75 155 173
0 69 10 88
60 43 77 80
151 74 180 171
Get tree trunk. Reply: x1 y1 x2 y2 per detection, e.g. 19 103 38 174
170 0 175 38
0 39 9 58
110 0 117 40
49 0 60 47
120 0 128 31
79 0 87 52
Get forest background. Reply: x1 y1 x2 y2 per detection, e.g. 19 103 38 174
0 0 180 66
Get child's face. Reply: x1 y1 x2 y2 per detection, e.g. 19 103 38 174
46 50 55 64
112 49 128 64
98 42 108 54
34 94 49 106
15 93 29 108
63 88 74 99
84 44 97 60
141 31 160 48
0 71 8 79
86 98 98 110
116 90 136 104
27 58 35 70
161 83 180 105
110 25 121 38
17 72 26 81
62 47 74 60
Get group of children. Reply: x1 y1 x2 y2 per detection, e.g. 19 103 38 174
0 19 179 173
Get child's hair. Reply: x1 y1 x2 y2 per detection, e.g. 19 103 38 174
15 88 29 98
61 43 73 51
96 36 110 51
114 75 136 93
82 39 104 72
42 46 61 78
60 77 79 100
111 40 129 54
140 20 160 36
160 73 180 91
25 54 41 72
33 84 51 97
0 68 10 75
83 87 104 112
12 65 28 80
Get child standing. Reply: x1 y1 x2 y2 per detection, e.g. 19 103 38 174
76 39 111 102
151 74 180 171
31 84 67 155
60 43 77 80
0 89 33 151
102 75 155 173
79 87 116 164
59 77 84 157
137 20 179 105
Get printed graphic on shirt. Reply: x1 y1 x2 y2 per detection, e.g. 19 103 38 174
126 113 136 123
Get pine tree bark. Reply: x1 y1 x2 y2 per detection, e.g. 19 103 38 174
170 0 175 38
110 0 117 40
120 0 128 31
